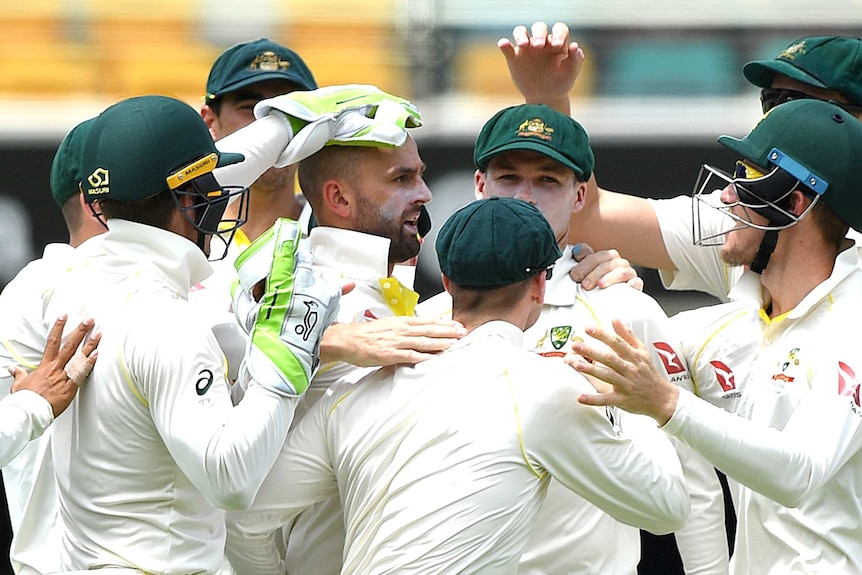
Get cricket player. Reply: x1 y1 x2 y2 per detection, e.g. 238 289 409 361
415 103 725 574
0 117 107 575
518 32 862 300
225 196 690 574
576 99 862 574
43 95 342 573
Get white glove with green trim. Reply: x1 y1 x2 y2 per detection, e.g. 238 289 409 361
232 219 340 396
254 84 422 167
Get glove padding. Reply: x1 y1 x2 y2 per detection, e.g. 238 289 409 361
254 84 422 167
233 219 340 396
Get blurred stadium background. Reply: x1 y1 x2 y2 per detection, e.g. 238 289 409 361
1 0 861 313
1 2 861 573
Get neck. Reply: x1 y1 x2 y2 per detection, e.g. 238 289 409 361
228 185 304 243
452 298 537 334
759 231 839 317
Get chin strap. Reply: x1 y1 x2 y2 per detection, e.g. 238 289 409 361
750 230 779 274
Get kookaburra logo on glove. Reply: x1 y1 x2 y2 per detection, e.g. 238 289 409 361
295 300 319 342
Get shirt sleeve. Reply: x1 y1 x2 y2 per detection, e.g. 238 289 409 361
669 437 730 575
213 114 290 189
0 390 53 467
225 386 340 575
130 308 299 511
524 368 690 535
650 194 740 301
664 385 862 508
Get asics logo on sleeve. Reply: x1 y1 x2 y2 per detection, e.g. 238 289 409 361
653 342 686 375
196 369 214 396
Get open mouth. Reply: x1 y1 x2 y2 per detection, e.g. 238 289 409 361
403 213 420 236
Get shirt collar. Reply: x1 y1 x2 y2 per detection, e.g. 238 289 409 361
310 227 392 281
543 245 580 306
102 219 213 293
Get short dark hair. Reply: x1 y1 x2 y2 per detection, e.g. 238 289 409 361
98 189 176 230
297 146 364 209
448 276 534 317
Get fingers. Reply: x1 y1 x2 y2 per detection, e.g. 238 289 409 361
55 318 97 365
41 314 69 363
570 243 596 262
510 24 529 47
626 276 645 292
549 21 570 48
8 365 27 387
530 21 550 47
80 330 102 359
568 249 640 291
497 37 515 60
610 318 641 348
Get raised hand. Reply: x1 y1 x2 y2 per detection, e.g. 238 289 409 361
498 21 584 115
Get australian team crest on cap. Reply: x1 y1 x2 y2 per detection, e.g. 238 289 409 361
778 40 808 61
517 118 554 141
250 51 291 73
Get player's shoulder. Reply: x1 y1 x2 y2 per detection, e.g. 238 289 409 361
584 282 667 319
505 349 596 398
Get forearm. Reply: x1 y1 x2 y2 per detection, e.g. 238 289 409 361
664 389 843 508
170 384 299 511
570 179 676 271
214 114 291 189
0 391 53 467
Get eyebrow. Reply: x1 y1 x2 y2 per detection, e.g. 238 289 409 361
388 163 426 176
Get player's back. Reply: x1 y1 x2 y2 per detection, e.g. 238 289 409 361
321 319 686 574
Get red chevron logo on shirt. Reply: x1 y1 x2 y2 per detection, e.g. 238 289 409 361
838 361 862 407
653 342 686 375
709 360 736 392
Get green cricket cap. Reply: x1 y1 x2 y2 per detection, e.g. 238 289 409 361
718 99 862 229
81 95 244 203
205 38 317 102
436 197 562 289
474 104 595 181
50 117 96 207
743 36 862 107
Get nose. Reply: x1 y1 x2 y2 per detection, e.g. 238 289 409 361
513 184 535 204
415 178 432 204
720 181 739 205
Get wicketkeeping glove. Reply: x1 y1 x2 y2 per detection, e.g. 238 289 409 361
254 84 422 167
232 219 340 396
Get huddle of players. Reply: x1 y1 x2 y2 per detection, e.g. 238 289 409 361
2 23 862 575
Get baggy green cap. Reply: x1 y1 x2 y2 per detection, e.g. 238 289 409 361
436 197 562 289
81 95 244 204
474 104 595 181
205 38 317 102
718 99 862 229
743 36 862 107
50 117 96 207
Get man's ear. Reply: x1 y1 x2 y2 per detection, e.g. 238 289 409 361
441 274 452 295
474 169 488 200
322 179 352 219
790 189 812 216
572 180 587 214
200 105 219 140
531 271 547 304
